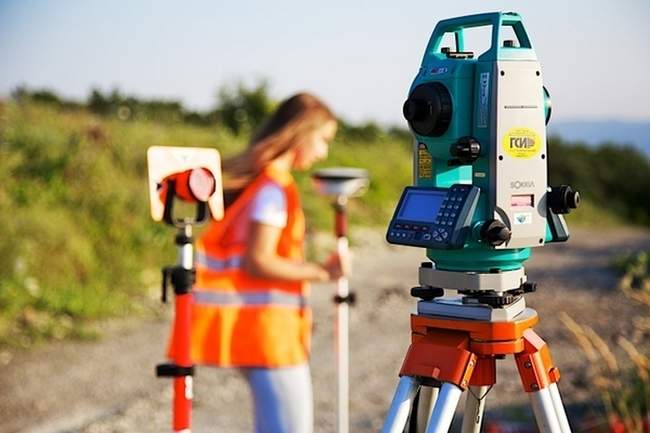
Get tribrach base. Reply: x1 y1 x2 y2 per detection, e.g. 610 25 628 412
380 308 572 433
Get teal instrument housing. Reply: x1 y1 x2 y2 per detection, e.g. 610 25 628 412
406 12 559 272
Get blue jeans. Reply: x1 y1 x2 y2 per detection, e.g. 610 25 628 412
240 363 313 433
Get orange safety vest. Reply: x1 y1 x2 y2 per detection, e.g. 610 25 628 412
168 167 311 367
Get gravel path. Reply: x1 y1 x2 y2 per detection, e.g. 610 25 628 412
1 227 649 433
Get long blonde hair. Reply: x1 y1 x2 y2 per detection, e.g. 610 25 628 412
222 92 335 202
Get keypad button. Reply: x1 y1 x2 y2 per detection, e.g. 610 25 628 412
442 232 448 238
395 224 402 229
454 205 459 210
423 233 432 241
435 236 443 242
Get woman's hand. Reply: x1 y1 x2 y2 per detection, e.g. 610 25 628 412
321 249 352 281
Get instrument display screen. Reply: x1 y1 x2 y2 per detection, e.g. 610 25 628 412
397 189 446 222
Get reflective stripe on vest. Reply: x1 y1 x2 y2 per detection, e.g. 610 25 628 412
193 289 308 308
195 252 243 271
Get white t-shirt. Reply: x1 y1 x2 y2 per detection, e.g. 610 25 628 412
249 182 288 228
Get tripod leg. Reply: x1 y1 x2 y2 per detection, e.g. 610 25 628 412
461 386 489 433
425 383 463 433
381 376 420 433
529 388 563 433
415 386 439 433
549 383 572 433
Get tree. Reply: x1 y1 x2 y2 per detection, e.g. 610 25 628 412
215 81 275 135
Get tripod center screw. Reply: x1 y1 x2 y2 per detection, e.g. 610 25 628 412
524 361 532 369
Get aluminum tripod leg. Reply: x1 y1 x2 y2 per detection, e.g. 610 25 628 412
549 384 572 433
380 376 420 433
415 386 439 433
461 386 489 433
530 387 563 433
424 383 463 433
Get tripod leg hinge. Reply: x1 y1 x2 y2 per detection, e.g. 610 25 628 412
333 292 356 305
515 329 560 392
399 330 477 390
156 363 195 378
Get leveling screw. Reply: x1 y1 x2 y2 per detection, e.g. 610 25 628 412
524 361 532 369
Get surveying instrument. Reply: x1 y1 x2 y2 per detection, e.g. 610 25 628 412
312 168 369 433
147 146 223 433
380 12 580 433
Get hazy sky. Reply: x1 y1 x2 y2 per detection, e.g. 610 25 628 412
1 0 649 125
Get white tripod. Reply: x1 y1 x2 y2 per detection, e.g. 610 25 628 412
380 268 572 433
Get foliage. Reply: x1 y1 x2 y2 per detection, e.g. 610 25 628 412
548 136 650 227
216 80 276 135
561 252 650 433
613 251 650 317
0 101 246 346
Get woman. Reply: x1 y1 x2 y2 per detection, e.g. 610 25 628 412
171 92 346 433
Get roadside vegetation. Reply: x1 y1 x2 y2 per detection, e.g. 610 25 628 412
1 84 649 348
561 252 649 433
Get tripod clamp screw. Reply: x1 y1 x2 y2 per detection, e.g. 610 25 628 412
161 266 196 303
411 286 445 301
333 292 357 305
156 363 195 377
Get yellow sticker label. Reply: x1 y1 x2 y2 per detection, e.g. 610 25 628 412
502 127 541 159
417 143 432 179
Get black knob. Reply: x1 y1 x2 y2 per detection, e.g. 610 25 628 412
410 286 444 300
403 99 428 122
522 282 537 293
450 136 481 165
548 185 580 214
481 219 511 246
403 82 452 137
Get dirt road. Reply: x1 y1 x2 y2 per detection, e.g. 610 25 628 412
1 227 649 433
